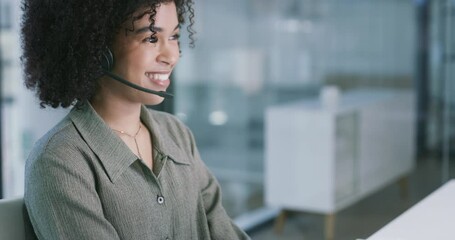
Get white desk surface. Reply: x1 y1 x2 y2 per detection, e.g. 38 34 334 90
367 179 455 240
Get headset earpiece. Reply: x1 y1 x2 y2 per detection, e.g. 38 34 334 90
100 47 114 71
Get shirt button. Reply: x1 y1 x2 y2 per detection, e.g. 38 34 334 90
157 195 165 204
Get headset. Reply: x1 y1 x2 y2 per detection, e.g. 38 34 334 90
100 47 174 98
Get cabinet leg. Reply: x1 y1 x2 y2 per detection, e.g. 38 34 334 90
274 210 288 234
324 213 336 240
398 175 409 200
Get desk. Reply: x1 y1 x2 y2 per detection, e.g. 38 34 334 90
368 179 455 240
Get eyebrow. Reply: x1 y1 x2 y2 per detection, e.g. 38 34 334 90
135 24 180 34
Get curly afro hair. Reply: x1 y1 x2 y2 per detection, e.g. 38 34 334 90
21 0 195 108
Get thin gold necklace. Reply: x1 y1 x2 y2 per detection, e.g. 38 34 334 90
112 124 142 159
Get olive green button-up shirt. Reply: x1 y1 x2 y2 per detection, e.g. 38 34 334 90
24 102 250 240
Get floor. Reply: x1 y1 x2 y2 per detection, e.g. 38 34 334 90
246 157 452 240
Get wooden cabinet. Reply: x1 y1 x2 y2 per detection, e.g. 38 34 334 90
265 89 415 238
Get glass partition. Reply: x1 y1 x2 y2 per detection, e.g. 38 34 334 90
428 0 455 182
175 0 417 219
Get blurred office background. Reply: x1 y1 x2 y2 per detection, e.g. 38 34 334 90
1 0 454 239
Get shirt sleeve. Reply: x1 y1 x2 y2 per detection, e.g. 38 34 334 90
186 127 251 240
24 144 121 240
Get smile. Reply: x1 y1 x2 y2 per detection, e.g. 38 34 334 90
145 72 170 81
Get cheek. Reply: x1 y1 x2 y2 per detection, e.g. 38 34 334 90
123 51 151 73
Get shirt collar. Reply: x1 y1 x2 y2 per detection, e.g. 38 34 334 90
139 105 190 166
69 102 190 183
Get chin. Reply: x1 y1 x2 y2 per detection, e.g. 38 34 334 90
143 95 165 106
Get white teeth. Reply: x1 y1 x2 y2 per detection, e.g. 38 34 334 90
146 73 169 81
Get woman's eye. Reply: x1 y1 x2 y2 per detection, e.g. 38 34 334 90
144 36 158 43
170 34 180 41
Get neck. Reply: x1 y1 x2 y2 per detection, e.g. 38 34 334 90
90 89 142 133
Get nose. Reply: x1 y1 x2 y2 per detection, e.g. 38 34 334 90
156 42 179 67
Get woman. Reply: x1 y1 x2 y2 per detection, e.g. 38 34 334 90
21 0 250 239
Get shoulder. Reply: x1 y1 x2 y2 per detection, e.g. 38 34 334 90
26 115 93 176
25 113 98 206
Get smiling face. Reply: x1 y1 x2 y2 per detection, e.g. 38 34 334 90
103 2 180 105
